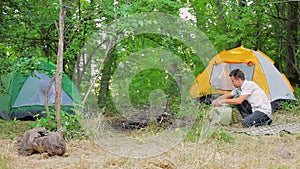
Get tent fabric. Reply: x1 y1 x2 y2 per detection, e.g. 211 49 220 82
13 71 74 107
190 46 295 102
0 59 81 120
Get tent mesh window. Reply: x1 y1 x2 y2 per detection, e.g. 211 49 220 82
210 63 254 90
12 71 74 108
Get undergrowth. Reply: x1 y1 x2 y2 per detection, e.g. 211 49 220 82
0 111 85 141
0 156 9 169
0 118 33 140
184 103 236 145
33 111 85 140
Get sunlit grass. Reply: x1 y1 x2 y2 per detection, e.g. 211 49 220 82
0 156 9 169
0 118 34 140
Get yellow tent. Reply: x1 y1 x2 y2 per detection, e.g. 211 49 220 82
189 46 295 103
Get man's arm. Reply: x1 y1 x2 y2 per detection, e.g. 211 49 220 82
212 93 249 106
212 93 233 106
224 94 249 105
216 93 233 100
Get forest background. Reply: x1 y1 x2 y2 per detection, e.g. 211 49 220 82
0 1 300 168
0 0 299 114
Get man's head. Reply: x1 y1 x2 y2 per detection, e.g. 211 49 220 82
229 69 245 88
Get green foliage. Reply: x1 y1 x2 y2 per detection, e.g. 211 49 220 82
98 31 205 114
277 166 290 169
186 104 235 144
185 127 201 142
129 68 180 110
211 128 235 145
280 100 300 115
0 118 33 140
0 156 9 169
275 88 299 116
0 0 58 58
1 0 299 117
186 112 235 146
185 104 211 142
191 0 299 82
296 134 300 140
277 86 300 114
294 86 300 99
0 57 37 93
33 111 84 140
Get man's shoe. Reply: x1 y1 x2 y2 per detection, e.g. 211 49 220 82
265 118 272 125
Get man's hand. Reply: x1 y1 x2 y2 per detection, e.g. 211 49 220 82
212 100 221 106
212 99 226 106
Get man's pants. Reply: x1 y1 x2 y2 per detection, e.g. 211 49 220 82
235 100 272 128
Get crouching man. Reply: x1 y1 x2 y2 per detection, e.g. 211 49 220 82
212 69 272 127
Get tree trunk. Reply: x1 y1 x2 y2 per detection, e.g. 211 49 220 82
285 1 299 85
86 37 116 110
97 53 115 109
56 0 66 130
44 76 55 117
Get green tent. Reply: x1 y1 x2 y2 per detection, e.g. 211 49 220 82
0 59 81 120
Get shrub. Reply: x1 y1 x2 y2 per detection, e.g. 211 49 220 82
33 111 84 140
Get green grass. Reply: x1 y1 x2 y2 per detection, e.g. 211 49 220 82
0 156 9 169
0 118 34 140
0 111 85 141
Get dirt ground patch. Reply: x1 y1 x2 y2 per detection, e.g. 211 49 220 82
1 132 300 169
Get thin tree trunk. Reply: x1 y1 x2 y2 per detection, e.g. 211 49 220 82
285 1 299 84
272 3 286 73
44 76 56 116
97 57 113 108
56 0 66 131
85 38 114 107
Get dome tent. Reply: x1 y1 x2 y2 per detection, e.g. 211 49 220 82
0 59 81 120
189 46 295 110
